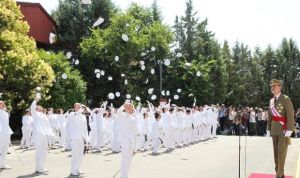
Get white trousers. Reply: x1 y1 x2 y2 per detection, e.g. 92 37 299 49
0 134 10 167
112 132 120 152
192 129 198 142
120 139 134 178
35 134 48 172
96 131 104 150
212 123 217 137
152 138 160 153
89 130 98 148
70 139 84 174
135 134 144 150
163 130 174 149
59 129 67 147
142 134 150 149
48 128 59 146
21 129 32 148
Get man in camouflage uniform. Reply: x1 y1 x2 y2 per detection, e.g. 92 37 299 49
267 79 295 178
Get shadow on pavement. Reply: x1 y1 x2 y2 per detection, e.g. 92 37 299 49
16 172 48 178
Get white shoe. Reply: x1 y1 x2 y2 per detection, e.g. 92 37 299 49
77 170 84 174
71 172 79 176
0 165 11 169
35 168 48 173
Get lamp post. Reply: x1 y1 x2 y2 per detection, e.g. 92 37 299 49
159 61 163 99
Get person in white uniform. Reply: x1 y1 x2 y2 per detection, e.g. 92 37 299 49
117 101 138 178
48 108 60 147
89 109 98 149
150 112 162 154
211 106 219 138
20 109 33 149
67 103 89 176
57 109 67 148
0 100 13 169
31 95 54 173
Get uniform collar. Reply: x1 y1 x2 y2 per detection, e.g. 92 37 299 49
275 93 281 99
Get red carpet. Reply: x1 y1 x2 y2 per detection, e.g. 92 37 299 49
249 173 293 178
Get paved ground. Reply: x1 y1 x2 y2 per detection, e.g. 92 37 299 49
1 136 299 178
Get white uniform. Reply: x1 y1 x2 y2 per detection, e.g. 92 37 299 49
95 111 105 150
112 112 121 152
65 113 72 150
67 110 89 175
176 112 185 146
0 109 13 168
57 114 67 147
135 113 145 151
20 115 33 148
48 113 60 145
89 114 98 149
150 119 162 153
204 108 213 139
117 109 138 178
211 108 219 138
161 112 174 149
141 117 151 150
103 117 113 149
31 100 54 172
198 111 206 140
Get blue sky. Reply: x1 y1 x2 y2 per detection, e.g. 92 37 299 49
17 0 300 50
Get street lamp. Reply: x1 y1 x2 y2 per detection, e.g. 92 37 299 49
159 60 163 99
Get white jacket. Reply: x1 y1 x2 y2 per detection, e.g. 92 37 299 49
116 112 138 144
30 101 53 136
0 109 13 135
67 111 89 142
22 115 33 131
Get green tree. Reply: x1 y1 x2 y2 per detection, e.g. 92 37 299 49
80 3 173 106
0 0 54 130
38 50 86 110
52 0 115 51
221 41 232 105
181 0 198 61
151 0 162 22
276 38 300 106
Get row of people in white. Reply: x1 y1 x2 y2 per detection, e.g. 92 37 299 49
3 97 219 178
87 104 219 153
20 109 68 149
21 102 219 154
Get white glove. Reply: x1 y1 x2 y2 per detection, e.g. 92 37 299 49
35 92 41 101
285 130 293 137
266 130 270 137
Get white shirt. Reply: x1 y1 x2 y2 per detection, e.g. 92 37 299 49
94 112 104 134
22 115 33 131
150 120 162 139
67 111 88 141
30 100 53 136
117 112 138 144
89 115 97 131
57 114 67 129
0 109 13 135
275 93 281 100
48 113 60 130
